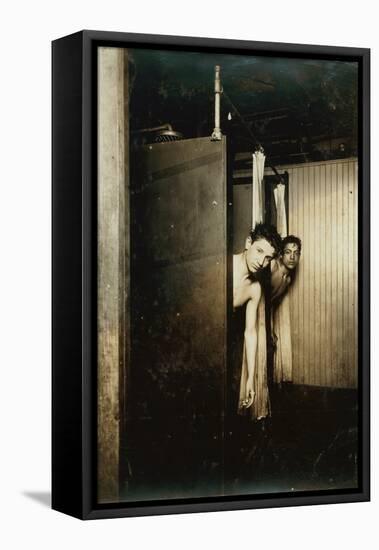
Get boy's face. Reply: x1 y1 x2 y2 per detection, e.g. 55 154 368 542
245 237 276 273
281 242 301 270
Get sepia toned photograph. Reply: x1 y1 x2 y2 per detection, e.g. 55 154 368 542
96 43 362 506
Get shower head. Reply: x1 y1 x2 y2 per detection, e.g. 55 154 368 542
132 123 184 145
154 129 183 143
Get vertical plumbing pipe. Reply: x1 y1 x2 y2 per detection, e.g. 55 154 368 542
211 65 222 141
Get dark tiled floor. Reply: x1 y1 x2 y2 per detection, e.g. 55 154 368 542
120 384 358 502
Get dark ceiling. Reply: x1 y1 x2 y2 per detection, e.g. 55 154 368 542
129 48 358 167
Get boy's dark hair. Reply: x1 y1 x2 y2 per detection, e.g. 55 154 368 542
249 223 282 256
282 235 302 254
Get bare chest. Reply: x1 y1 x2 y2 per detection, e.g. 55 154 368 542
271 269 291 300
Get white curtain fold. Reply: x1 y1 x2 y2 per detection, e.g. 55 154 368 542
273 182 293 382
239 295 271 420
251 150 266 228
273 183 287 238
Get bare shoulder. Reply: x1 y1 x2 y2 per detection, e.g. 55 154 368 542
271 258 279 273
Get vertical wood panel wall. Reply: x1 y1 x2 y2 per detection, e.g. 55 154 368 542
282 159 358 389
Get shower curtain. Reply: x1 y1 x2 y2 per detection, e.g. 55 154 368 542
273 183 293 383
251 150 265 227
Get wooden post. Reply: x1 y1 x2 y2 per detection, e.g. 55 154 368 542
97 46 129 503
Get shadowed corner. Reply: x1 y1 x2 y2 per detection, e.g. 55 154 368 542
22 491 51 508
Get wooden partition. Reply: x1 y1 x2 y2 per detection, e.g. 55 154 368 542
97 47 130 503
128 137 228 500
270 158 358 388
234 158 358 389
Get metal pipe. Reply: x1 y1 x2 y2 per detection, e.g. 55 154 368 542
211 65 222 141
223 90 285 184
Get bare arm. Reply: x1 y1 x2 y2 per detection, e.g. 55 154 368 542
242 282 261 407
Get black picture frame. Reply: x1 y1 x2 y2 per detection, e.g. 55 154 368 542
52 30 370 520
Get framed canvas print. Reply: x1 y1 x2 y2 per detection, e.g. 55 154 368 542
52 30 370 519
